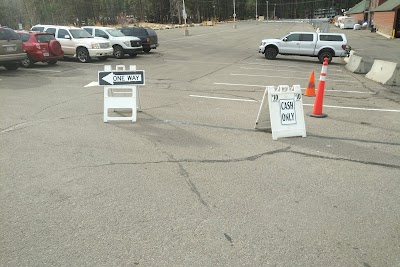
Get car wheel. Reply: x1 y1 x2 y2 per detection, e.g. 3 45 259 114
21 56 34 68
264 47 278 60
77 47 90 63
48 60 57 65
98 57 108 61
128 52 137 57
318 51 333 63
3 63 19 70
113 45 124 59
143 47 151 53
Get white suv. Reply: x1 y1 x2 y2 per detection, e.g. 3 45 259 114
83 26 142 58
31 25 113 63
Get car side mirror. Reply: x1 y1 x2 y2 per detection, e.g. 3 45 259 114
283 37 288 42
64 35 71 39
100 35 109 39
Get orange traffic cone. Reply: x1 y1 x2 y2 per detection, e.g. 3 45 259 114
309 58 329 118
304 71 316 97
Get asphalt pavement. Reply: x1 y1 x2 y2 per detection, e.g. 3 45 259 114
1 21 399 267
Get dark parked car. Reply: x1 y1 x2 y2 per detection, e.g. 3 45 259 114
118 27 159 53
16 31 64 67
0 27 26 70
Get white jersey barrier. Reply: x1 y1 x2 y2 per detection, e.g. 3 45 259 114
365 60 400 86
98 65 145 122
345 54 373 74
255 85 306 140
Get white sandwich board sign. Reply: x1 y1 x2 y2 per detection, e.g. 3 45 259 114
99 65 144 123
255 85 306 140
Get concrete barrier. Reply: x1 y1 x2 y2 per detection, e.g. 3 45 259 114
345 54 373 74
365 60 400 86
343 50 354 63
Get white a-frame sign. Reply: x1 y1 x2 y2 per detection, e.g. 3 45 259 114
255 85 306 140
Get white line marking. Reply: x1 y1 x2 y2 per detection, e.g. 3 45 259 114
240 67 349 78
302 104 400 113
164 59 231 65
322 89 373 94
84 81 99 87
231 73 360 83
214 82 374 94
190 95 400 113
1 122 29 133
215 82 263 88
190 95 258 102
249 61 343 72
19 68 61 73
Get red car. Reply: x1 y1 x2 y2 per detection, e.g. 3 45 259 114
15 31 64 67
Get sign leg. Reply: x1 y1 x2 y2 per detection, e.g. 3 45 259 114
137 86 142 112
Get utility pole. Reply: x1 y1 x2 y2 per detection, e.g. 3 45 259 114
182 0 189 36
233 0 237 28
256 0 258 22
266 1 269 22
365 0 372 29
274 4 276 20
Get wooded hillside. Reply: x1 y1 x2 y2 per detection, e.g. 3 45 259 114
0 0 362 29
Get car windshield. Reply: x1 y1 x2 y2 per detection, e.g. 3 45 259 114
0 28 20 40
69 29 93 38
36 34 55 43
31 26 44 32
106 29 125 37
146 28 157 36
17 33 30 42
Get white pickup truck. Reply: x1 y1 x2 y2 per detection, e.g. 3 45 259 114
258 32 350 63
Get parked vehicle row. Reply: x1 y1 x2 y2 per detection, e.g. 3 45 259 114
0 24 160 70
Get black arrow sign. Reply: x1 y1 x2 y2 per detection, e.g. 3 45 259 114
98 70 145 86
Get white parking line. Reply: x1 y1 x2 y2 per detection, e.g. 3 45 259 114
164 59 231 65
214 82 374 94
190 95 258 102
214 82 263 88
248 61 344 72
190 95 400 113
302 104 400 113
240 67 349 78
84 81 99 87
18 68 61 73
231 73 360 83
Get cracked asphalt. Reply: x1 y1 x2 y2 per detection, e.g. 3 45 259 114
1 21 400 267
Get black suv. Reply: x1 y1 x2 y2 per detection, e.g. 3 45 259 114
0 27 26 70
118 27 159 53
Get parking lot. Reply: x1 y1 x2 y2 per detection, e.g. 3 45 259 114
1 21 400 267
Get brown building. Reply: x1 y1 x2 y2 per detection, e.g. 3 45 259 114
345 0 369 23
373 0 400 38
346 0 400 38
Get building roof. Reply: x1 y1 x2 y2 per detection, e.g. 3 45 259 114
374 0 400 11
346 0 367 14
